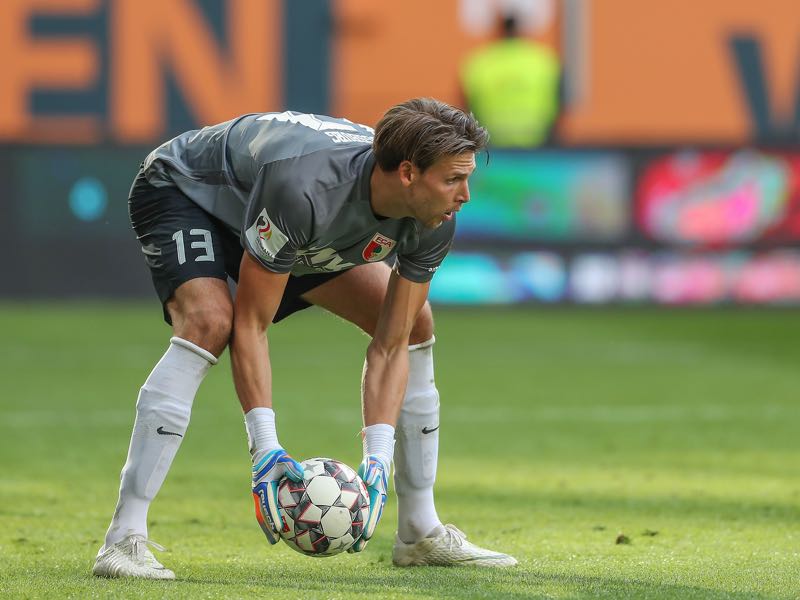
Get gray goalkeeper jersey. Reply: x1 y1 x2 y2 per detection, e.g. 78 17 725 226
142 112 455 282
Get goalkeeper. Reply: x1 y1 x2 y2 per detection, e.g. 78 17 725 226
93 98 517 579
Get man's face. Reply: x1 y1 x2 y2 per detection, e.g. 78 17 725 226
405 152 476 229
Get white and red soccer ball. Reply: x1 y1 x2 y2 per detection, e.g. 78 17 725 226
278 457 370 556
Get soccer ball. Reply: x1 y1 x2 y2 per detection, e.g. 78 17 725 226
278 457 370 556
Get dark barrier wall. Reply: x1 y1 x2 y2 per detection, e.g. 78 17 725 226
0 146 154 297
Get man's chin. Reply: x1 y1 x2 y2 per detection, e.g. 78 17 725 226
421 218 444 230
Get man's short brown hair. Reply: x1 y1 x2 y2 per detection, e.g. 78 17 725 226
373 98 489 172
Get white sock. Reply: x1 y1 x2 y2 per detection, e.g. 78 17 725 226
362 423 395 467
103 337 216 549
395 336 442 543
245 407 282 460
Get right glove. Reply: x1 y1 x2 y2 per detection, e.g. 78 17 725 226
348 454 390 553
252 448 304 544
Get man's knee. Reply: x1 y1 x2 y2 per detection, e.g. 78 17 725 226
179 307 232 354
410 302 434 345
168 282 233 356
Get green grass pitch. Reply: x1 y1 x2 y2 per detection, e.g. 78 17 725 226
1 303 798 599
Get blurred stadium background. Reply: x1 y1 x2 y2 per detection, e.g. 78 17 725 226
3 2 800 597
2 0 798 305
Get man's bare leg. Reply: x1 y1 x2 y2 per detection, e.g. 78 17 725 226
302 263 517 567
302 263 442 542
94 278 231 578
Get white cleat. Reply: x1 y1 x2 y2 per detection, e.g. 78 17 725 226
392 524 518 568
92 534 175 580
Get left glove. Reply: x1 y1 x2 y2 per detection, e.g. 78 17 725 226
252 448 304 544
348 454 390 553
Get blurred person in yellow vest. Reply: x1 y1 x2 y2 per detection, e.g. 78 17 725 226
461 13 561 147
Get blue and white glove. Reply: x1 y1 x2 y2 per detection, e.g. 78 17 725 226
252 448 304 544
349 454 390 553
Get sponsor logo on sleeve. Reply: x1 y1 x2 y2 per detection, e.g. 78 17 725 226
245 209 289 260
362 233 397 262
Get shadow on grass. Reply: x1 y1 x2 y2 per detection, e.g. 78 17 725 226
172 563 786 600
4 545 794 599
446 486 800 526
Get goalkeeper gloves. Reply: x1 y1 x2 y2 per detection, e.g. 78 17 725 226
252 448 304 544
349 454 390 553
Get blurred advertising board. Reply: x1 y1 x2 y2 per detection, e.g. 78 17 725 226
635 150 800 246
429 250 800 306
458 151 629 243
432 148 800 306
1 146 799 305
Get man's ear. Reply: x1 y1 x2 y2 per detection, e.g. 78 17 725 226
398 160 415 187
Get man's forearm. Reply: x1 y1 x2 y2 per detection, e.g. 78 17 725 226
231 321 273 412
361 340 409 426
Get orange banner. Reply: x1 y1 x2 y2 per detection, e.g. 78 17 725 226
332 0 799 144
1 0 797 145
558 0 800 144
0 0 282 144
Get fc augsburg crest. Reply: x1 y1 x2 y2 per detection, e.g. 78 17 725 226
362 233 397 262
